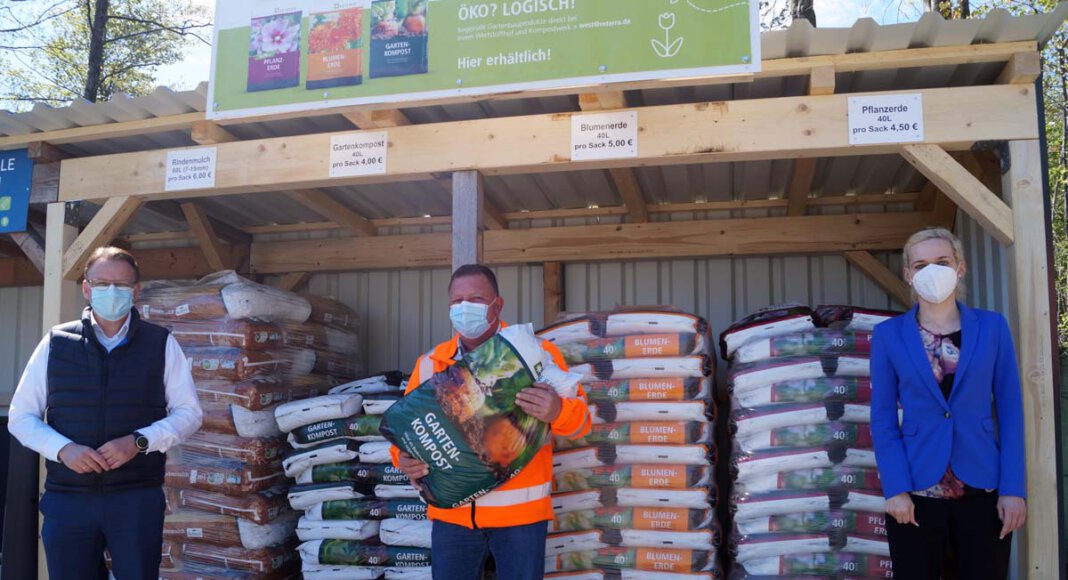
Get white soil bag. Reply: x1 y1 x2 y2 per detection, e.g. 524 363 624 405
201 401 282 438
359 441 395 464
737 552 894 577
302 565 384 580
329 372 407 396
363 397 399 415
275 394 364 434
572 356 712 382
552 488 712 515
385 568 433 580
552 464 713 493
734 510 888 537
283 441 360 479
731 465 882 496
733 447 876 481
288 483 367 511
296 517 380 542
732 403 871 438
553 445 712 472
729 356 871 397
379 518 433 548
299 540 432 567
375 484 421 499
304 498 429 521
589 401 710 424
720 306 817 360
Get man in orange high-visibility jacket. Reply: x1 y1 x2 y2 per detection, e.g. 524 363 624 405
390 264 591 580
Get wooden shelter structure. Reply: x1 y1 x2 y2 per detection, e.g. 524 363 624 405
0 9 1064 579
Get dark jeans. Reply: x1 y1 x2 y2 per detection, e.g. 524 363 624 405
40 486 166 580
886 491 1012 580
431 520 549 580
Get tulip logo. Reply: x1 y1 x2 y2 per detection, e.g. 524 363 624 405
652 11 684 58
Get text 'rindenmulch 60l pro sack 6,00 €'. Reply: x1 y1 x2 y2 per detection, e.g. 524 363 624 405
379 324 579 509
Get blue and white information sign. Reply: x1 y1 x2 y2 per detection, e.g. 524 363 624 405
0 149 32 233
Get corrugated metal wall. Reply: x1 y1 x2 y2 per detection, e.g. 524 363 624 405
0 286 45 411
292 252 904 375
0 210 1014 400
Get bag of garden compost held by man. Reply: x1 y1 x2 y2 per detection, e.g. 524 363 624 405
380 323 581 509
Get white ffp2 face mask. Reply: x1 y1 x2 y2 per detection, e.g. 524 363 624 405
911 264 959 304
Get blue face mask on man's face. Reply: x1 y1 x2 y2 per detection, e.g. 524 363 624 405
450 300 498 339
90 285 135 321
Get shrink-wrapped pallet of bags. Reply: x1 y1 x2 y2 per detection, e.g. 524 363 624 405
538 309 721 578
275 373 431 580
135 271 363 578
722 305 899 580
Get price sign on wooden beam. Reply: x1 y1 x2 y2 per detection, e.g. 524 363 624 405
571 111 639 161
847 94 924 146
330 132 388 178
165 147 217 192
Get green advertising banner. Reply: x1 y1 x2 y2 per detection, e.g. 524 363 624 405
208 0 759 120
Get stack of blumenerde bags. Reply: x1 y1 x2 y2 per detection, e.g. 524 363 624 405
133 271 363 580
722 305 899 580
272 372 433 580
536 308 721 580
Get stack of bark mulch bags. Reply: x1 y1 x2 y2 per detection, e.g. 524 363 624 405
537 308 721 580
134 271 363 580
722 305 897 580
273 371 432 580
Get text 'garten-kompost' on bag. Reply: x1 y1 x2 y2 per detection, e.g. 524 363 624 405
380 324 579 509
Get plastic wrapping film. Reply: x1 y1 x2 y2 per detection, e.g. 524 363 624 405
298 540 432 567
195 376 338 411
140 272 366 580
537 308 720 579
165 454 285 494
159 562 299 580
546 572 719 580
544 547 720 575
181 432 288 466
724 304 894 580
163 510 299 550
165 486 290 525
380 324 568 509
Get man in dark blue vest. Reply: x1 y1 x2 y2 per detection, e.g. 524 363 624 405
8 246 202 579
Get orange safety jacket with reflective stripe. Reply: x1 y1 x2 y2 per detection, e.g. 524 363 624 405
389 322 591 529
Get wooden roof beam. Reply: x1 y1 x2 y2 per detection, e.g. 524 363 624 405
844 250 912 308
997 51 1041 85
181 202 231 271
57 85 1040 203
900 143 1014 245
279 271 312 292
285 189 377 237
579 91 649 223
343 109 412 129
62 196 143 280
144 200 251 245
9 231 45 273
249 211 936 273
192 120 239 145
787 67 835 216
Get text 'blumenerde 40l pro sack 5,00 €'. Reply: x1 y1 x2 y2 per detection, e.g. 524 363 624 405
379 324 581 509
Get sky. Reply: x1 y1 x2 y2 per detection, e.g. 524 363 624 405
151 0 921 91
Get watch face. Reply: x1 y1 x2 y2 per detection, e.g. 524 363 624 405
136 436 149 451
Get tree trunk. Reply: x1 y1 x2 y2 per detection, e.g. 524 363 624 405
82 0 110 102
791 0 816 26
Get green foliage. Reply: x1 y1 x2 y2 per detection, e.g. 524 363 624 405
0 0 209 109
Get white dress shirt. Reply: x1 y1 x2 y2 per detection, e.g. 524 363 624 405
8 311 203 462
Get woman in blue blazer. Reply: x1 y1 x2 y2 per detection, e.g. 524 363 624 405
870 227 1026 580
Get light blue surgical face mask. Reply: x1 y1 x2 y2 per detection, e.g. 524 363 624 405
450 300 497 339
90 285 135 322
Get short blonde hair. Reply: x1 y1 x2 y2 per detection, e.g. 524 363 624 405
902 227 967 302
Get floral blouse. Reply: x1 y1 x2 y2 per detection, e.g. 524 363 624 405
911 323 968 499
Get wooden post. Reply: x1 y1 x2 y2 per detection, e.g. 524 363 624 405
452 171 483 269
41 202 82 578
543 262 563 326
1004 139 1060 578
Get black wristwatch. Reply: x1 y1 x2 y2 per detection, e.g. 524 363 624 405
133 431 150 454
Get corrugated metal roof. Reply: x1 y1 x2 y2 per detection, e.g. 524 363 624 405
2 8 1063 234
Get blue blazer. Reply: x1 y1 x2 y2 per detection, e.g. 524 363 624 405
870 302 1026 499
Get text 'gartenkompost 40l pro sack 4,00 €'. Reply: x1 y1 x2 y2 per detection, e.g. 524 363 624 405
379 324 580 509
